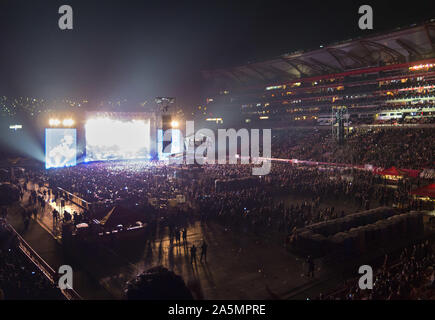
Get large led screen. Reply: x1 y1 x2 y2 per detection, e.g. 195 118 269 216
45 128 77 169
157 128 184 159
85 117 151 161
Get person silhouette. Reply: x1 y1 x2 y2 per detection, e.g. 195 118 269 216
190 244 197 264
306 255 315 278
200 240 208 262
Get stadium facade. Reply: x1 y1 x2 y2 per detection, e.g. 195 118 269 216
202 21 435 127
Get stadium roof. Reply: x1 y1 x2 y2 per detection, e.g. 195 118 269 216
203 20 435 87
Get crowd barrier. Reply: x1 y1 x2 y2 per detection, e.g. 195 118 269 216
290 208 424 256
256 157 424 177
7 223 82 300
215 176 259 192
57 187 91 211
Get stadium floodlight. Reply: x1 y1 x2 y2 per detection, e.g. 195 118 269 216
49 119 61 126
9 124 23 130
63 118 75 127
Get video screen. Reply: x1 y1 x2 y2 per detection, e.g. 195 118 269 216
85 116 151 161
45 128 77 169
157 128 184 159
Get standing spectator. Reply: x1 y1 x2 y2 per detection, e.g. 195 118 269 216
182 228 187 244
175 229 181 244
200 240 208 262
306 256 315 278
52 209 59 226
190 245 197 264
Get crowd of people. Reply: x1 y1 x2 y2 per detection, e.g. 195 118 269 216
194 164 429 237
19 156 432 243
272 127 435 170
322 240 435 300
0 219 63 300
3 125 432 300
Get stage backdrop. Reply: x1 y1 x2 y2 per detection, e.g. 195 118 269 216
45 128 77 169
85 112 151 161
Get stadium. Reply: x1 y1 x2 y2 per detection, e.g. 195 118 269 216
0 2 434 305
203 21 435 127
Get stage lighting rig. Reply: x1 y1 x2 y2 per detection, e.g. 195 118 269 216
49 118 61 126
48 118 75 127
155 97 175 114
171 120 179 128
63 119 75 127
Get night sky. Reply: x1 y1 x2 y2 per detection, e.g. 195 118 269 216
0 0 433 108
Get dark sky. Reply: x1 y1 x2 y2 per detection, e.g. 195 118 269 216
0 0 434 108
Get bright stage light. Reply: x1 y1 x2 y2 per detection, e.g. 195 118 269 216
171 120 179 128
49 119 61 126
85 117 151 161
9 124 23 130
63 119 75 127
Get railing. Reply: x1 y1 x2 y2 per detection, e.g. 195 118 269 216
57 187 92 211
6 222 82 300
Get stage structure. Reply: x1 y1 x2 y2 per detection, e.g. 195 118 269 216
332 106 349 145
155 97 184 159
44 107 186 168
84 112 157 162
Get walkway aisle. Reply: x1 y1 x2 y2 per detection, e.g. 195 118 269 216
10 180 330 300
114 221 326 299
23 180 84 238
7 201 113 299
